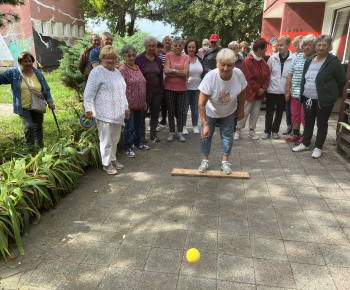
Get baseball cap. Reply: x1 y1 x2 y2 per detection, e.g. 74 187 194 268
209 34 220 42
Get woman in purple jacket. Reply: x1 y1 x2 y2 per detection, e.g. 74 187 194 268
135 35 164 143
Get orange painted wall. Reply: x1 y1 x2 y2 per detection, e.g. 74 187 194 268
281 2 325 44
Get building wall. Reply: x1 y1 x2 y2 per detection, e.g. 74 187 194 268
0 0 85 71
0 3 36 69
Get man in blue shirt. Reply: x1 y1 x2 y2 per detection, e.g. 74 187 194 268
89 32 120 69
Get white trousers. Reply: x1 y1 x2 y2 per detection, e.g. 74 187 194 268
97 120 121 166
236 100 262 130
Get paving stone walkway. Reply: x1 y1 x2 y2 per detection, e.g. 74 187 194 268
1 112 350 289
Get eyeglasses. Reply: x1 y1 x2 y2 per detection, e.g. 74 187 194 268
146 45 156 48
125 54 136 58
174 44 183 48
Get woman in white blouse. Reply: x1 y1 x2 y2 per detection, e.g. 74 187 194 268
183 39 204 134
84 46 130 175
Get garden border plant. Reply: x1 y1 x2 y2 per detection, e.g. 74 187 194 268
0 119 101 260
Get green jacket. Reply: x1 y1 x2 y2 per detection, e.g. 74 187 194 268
300 53 347 107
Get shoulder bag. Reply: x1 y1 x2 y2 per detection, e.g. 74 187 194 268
18 67 46 113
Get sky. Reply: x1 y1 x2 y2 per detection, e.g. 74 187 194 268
86 18 177 40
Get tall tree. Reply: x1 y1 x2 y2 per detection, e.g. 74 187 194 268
79 0 154 37
148 0 264 46
0 0 25 28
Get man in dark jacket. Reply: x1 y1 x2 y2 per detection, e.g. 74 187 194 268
202 34 222 76
77 34 100 84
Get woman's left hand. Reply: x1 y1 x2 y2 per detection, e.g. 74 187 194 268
125 110 131 119
144 103 148 110
48 102 55 110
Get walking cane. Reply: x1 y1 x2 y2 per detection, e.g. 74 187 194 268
51 109 61 137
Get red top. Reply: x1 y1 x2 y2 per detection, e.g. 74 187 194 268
241 54 271 101
119 64 146 111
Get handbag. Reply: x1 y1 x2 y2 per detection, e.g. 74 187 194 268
18 67 46 113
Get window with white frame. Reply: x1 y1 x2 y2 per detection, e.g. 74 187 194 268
51 22 57 36
332 6 350 64
63 24 71 37
41 21 48 35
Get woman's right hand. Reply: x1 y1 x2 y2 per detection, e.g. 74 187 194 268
85 111 93 120
201 125 210 141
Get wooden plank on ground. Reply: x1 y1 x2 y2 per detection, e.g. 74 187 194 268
171 168 250 179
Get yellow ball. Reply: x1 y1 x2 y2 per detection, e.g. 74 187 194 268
186 248 200 263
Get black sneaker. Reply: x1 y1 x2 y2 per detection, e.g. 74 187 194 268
140 136 147 143
150 135 160 142
159 119 167 125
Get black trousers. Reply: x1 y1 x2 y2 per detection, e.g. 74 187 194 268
302 97 333 150
140 91 161 137
20 109 44 148
265 93 286 134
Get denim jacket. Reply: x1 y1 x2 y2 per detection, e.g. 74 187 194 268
0 67 53 115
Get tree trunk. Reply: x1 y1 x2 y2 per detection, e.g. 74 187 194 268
127 3 136 36
116 11 126 37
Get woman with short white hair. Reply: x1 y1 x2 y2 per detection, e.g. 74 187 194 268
135 35 164 143
285 34 316 145
228 41 244 69
198 39 210 59
292 35 346 158
84 45 129 175
198 48 247 174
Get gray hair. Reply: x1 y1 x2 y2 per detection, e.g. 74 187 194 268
172 37 184 44
216 48 237 64
300 34 316 49
202 39 209 44
316 34 333 51
228 41 239 49
121 45 136 57
90 34 100 42
143 35 157 47
101 32 113 39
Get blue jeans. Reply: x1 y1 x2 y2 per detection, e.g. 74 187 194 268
124 110 143 150
200 111 236 156
184 90 199 127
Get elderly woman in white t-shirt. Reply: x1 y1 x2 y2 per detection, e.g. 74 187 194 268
198 48 247 174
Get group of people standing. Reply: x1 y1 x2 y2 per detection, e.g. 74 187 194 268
79 31 346 175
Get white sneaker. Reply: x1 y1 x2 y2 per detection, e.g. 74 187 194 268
234 131 240 140
292 143 309 152
103 164 118 175
182 127 188 135
221 162 232 175
198 161 209 172
193 126 199 134
311 148 322 158
111 160 124 169
248 131 259 140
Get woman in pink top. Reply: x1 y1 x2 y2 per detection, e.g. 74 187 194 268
119 45 148 158
164 37 190 142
